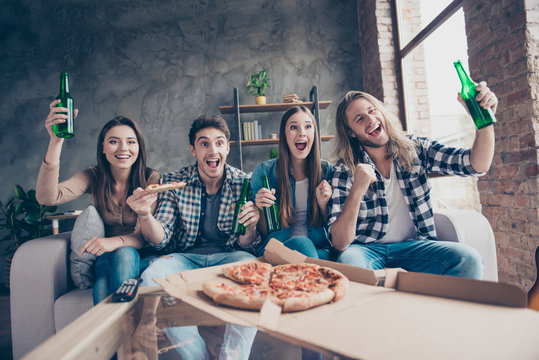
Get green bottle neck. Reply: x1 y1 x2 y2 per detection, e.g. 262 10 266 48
238 179 249 202
454 61 475 98
262 176 270 189
59 73 71 96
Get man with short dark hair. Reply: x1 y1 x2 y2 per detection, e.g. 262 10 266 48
328 83 497 279
128 115 260 359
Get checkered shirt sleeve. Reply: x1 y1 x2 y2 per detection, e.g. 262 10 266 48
412 135 481 176
151 167 199 251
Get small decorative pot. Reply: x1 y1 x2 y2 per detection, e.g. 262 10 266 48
255 96 267 105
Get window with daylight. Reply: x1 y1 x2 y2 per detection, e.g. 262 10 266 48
394 0 480 211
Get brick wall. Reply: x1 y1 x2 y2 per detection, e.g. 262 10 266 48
398 0 431 136
463 0 538 289
357 0 400 120
357 0 430 133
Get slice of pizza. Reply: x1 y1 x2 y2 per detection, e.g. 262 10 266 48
278 289 335 312
271 263 349 308
317 266 349 301
145 181 187 194
221 262 273 285
202 282 269 311
271 263 328 292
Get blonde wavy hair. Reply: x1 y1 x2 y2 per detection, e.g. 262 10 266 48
332 91 416 173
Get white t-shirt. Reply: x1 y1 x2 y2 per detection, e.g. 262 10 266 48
290 178 309 238
379 164 416 243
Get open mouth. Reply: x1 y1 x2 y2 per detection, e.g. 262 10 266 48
295 141 307 151
115 154 131 160
206 159 220 169
367 123 381 136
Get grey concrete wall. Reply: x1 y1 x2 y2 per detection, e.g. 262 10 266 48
0 0 362 278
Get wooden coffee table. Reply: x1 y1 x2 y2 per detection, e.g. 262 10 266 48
21 287 311 360
22 284 539 360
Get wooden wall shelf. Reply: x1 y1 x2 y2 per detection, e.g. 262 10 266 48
230 135 334 146
219 101 331 114
221 86 331 170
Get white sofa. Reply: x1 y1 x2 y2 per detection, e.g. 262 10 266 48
10 209 497 359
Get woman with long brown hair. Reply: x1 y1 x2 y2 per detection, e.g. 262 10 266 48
251 106 333 259
36 100 159 304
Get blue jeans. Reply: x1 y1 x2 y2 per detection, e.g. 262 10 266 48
337 240 483 279
141 251 258 360
93 246 140 305
283 236 331 260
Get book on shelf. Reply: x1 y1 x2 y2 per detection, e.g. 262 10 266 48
253 120 259 140
240 121 263 141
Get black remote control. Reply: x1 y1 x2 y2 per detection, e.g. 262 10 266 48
111 278 142 302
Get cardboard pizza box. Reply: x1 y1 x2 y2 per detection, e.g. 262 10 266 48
154 239 539 359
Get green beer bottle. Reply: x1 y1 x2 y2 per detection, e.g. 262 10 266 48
232 179 250 235
453 60 496 129
54 72 75 138
262 176 281 232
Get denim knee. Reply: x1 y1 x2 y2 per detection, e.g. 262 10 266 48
140 254 198 286
140 259 166 286
114 246 140 269
107 247 139 292
336 245 370 268
283 236 318 258
451 244 484 279
113 246 139 263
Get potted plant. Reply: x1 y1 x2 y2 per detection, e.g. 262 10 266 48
246 69 271 105
269 147 279 159
0 185 56 288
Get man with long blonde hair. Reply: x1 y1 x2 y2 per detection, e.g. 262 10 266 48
328 83 497 279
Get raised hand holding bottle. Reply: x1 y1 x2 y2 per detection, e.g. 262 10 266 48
454 60 496 129
54 72 75 138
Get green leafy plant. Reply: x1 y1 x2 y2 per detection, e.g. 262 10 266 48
0 185 57 257
246 69 271 97
269 147 279 159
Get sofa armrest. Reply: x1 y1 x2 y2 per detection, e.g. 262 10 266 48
10 232 72 359
434 209 498 282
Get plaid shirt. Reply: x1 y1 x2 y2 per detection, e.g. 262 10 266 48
328 135 483 244
151 163 260 254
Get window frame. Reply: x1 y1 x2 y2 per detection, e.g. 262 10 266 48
391 0 464 131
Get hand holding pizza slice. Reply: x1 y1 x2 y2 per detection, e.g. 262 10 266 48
145 181 187 194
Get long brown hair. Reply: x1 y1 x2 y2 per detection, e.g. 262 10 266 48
333 91 416 173
276 106 324 228
90 116 152 213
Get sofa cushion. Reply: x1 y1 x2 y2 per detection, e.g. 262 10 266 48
69 205 104 289
54 289 93 331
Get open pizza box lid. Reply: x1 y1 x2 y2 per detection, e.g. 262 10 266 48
154 239 539 359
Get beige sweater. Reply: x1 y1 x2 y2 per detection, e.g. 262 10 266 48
36 161 160 244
